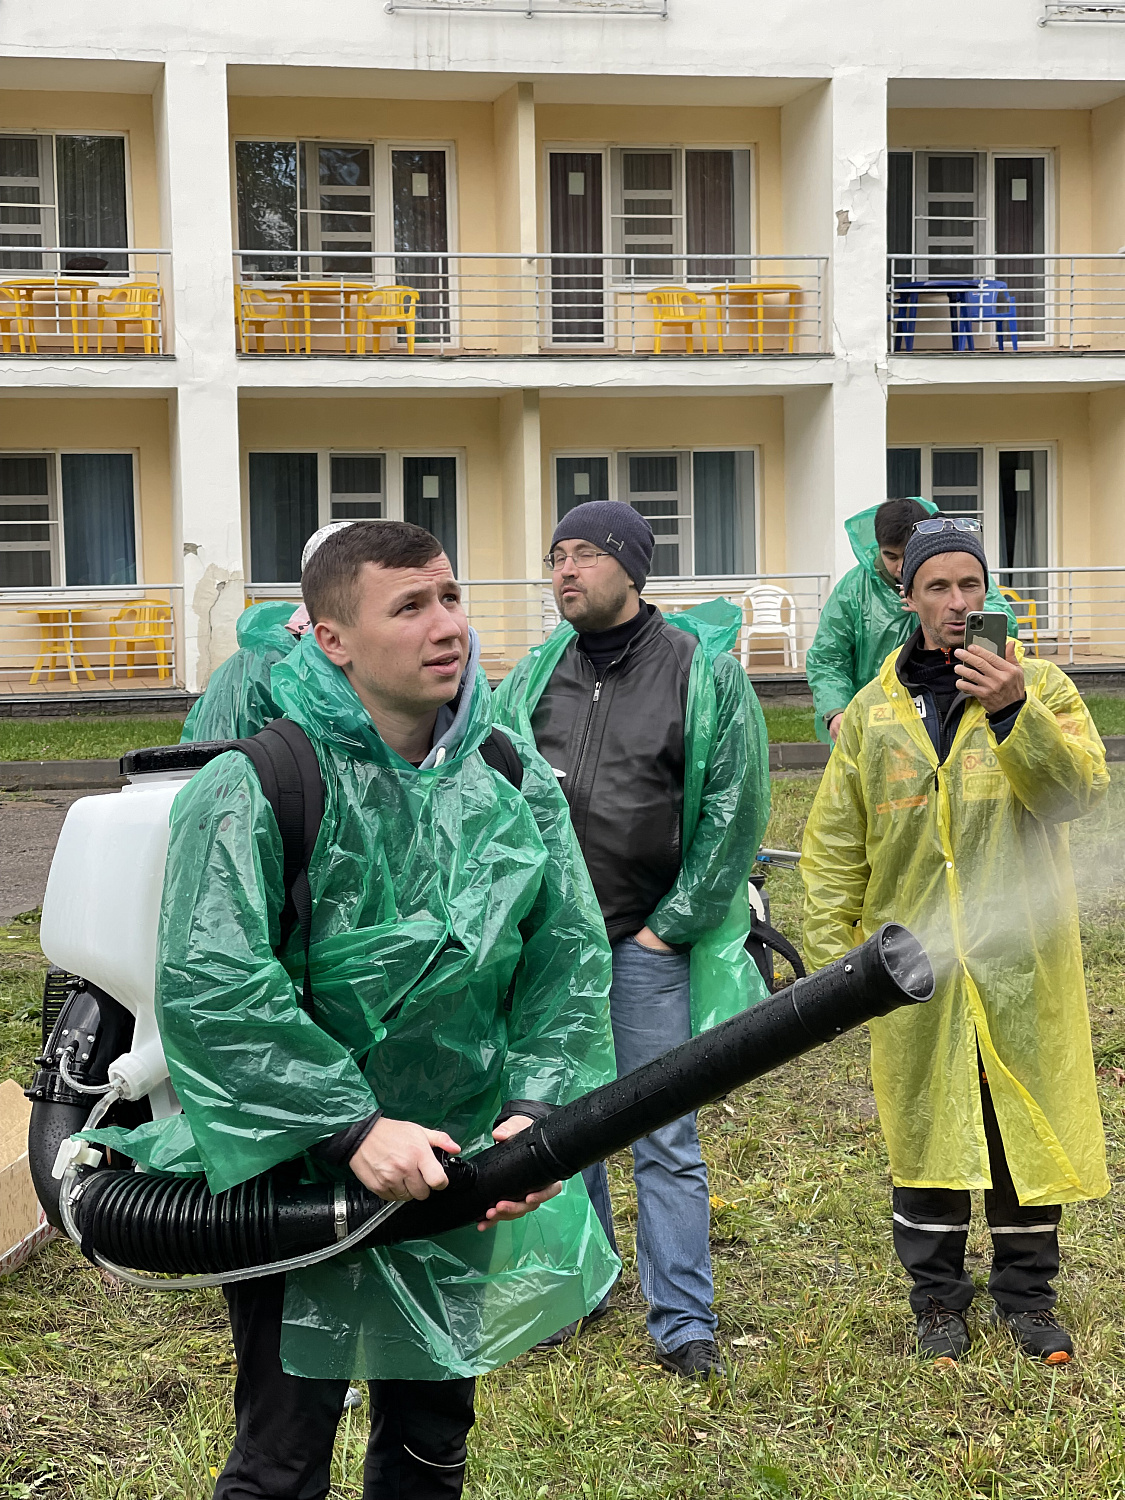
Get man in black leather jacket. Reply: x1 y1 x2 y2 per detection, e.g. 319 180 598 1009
505 499 764 1378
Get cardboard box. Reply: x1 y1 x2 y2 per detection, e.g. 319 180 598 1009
0 1078 59 1276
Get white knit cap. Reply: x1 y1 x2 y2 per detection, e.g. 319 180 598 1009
301 520 355 573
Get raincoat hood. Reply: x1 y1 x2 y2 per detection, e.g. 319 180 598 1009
270 627 488 769
235 600 301 654
181 602 299 744
844 497 938 579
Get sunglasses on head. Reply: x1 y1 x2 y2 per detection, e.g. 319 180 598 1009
911 517 982 536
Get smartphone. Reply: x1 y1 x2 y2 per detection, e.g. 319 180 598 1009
964 611 1009 656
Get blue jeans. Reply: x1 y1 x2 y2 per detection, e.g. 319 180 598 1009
582 936 716 1353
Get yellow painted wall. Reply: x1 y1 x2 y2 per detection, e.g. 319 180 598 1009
1089 389 1125 567
535 106 783 254
886 392 1092 565
1091 98 1125 254
888 110 1092 252
0 92 161 250
238 396 505 576
227 98 499 254
538 395 786 571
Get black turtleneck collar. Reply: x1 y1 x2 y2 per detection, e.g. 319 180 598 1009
577 600 654 673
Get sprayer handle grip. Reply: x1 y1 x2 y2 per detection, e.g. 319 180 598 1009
432 1148 477 1191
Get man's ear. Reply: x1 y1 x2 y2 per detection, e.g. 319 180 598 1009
313 618 352 669
903 591 918 616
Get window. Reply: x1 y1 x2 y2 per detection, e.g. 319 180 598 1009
553 449 756 577
0 452 137 588
608 148 751 280
887 150 1049 340
886 444 1051 582
247 450 461 582
0 133 128 272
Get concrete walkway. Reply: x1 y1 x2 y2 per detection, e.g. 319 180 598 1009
0 790 112 922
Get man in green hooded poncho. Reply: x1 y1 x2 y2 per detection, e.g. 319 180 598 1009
126 521 618 1500
806 498 1017 744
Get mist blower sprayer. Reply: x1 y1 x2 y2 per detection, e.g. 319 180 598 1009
25 741 935 1291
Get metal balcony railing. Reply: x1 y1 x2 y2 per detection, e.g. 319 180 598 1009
0 585 183 688
246 573 832 674
888 253 1125 353
233 251 828 358
994 567 1125 664
0 250 171 357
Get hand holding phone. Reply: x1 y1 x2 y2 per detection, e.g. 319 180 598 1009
955 615 1024 714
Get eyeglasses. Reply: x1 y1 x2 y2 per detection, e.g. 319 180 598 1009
911 517 982 536
544 547 612 571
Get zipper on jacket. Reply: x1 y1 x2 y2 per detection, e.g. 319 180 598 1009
571 677 604 794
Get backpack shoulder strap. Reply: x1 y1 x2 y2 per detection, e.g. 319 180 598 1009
233 719 325 1015
479 727 524 791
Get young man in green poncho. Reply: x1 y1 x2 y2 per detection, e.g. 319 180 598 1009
494 500 771 1380
142 521 618 1500
806 498 1017 744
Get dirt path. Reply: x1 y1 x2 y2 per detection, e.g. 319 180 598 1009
0 790 113 921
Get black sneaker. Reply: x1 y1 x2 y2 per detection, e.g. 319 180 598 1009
656 1339 723 1379
993 1307 1073 1365
915 1299 972 1362
532 1305 609 1351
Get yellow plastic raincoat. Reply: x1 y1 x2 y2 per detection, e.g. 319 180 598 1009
801 646 1110 1206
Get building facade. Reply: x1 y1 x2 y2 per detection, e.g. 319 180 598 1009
2 0 1125 690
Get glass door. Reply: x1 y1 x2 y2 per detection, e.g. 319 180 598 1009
993 157 1046 344
403 456 457 571
300 143 375 278
997 449 1049 617
555 455 610 519
249 452 319 583
916 153 984 279
392 150 450 344
548 153 604 344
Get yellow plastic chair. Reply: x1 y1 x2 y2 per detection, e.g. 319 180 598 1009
109 602 173 681
236 286 294 354
354 285 420 354
713 282 803 353
0 283 35 353
645 287 708 354
93 283 163 354
999 586 1040 655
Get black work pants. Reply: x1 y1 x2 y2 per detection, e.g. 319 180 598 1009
213 1274 476 1500
892 1073 1062 1318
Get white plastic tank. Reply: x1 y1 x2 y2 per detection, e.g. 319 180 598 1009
39 748 217 1116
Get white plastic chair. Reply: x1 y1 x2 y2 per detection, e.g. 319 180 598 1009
740 584 797 669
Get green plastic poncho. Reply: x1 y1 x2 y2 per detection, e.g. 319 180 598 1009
180 601 297 743
806 499 1018 743
801 645 1110 1206
95 633 619 1380
493 597 771 1035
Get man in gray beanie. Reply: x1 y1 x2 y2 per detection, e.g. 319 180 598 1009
494 499 767 1379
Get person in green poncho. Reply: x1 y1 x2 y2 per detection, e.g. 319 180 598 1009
493 500 771 1380
139 521 618 1500
181 521 355 744
806 498 1017 745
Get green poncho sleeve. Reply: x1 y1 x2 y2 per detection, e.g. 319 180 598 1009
154 751 380 1193
805 581 860 739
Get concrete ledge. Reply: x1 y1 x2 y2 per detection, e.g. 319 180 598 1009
0 692 197 719
769 742 830 771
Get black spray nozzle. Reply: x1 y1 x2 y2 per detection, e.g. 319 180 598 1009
68 923 932 1275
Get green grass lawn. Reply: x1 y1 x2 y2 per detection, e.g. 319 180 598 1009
0 694 1120 760
2 771 1124 1497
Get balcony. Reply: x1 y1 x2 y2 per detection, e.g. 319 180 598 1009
233 252 828 359
0 250 171 357
0 586 183 694
888 254 1125 354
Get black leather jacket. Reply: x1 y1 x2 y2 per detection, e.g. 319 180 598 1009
530 605 698 944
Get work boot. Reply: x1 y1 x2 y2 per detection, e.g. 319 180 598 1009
532 1304 609 1351
656 1339 723 1379
993 1306 1073 1364
915 1299 972 1362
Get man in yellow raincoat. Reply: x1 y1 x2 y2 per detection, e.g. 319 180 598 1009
801 516 1109 1365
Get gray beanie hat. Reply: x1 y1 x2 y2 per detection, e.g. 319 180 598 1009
550 501 655 594
901 523 990 597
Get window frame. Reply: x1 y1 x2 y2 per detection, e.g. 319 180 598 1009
543 140 757 286
888 147 1056 261
0 129 134 264
550 444 760 579
886 441 1057 567
231 135 459 275
242 446 467 584
0 447 143 592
